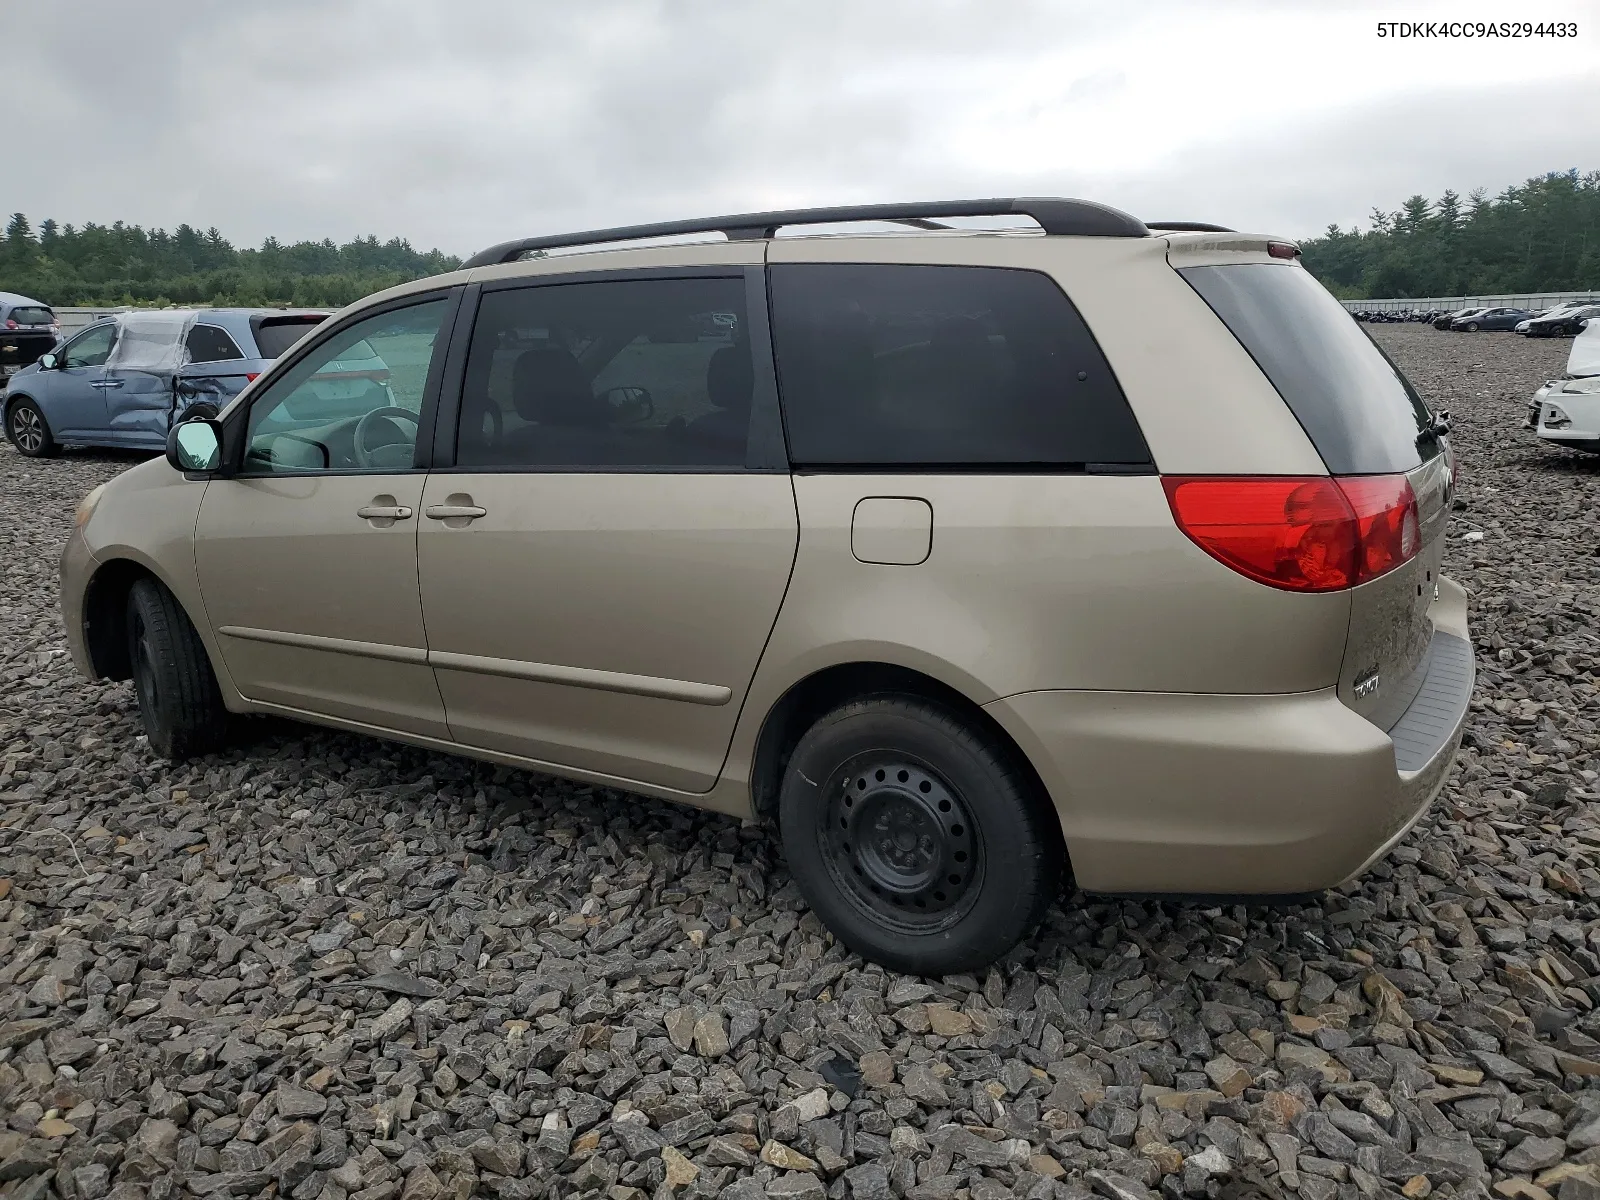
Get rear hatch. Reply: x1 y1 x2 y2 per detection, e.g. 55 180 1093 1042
1 304 58 369
1177 251 1453 730
251 312 330 359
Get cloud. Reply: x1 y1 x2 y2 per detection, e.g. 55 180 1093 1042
5 0 1595 255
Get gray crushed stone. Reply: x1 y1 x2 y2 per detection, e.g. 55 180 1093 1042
3 323 1600 1200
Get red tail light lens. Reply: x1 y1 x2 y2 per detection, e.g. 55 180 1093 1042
1163 475 1420 592
245 373 260 383
3 319 15 330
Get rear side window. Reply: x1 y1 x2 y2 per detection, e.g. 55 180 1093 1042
8 306 53 326
768 264 1150 468
253 316 328 359
456 277 752 469
185 324 244 364
1180 263 1435 475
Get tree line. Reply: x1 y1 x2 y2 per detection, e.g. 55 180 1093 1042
1298 169 1600 300
0 213 461 309
6 168 1598 308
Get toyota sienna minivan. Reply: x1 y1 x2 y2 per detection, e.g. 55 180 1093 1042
58 198 1472 975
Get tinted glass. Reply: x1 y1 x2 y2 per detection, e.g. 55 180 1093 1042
244 299 448 473
9 306 53 325
458 277 751 469
254 316 328 359
185 324 245 364
768 264 1149 467
1180 263 1435 475
62 324 115 368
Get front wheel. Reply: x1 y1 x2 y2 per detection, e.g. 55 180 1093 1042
1466 321 1481 332
7 399 60 458
778 696 1064 976
127 578 230 760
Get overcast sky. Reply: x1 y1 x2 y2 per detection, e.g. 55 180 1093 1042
8 0 1597 257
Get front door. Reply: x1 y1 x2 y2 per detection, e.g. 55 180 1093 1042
194 295 457 738
46 322 117 437
417 271 797 792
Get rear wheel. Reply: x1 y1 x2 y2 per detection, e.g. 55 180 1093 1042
7 398 59 458
778 696 1064 976
127 578 230 760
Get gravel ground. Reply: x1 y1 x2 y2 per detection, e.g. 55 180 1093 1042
4 323 1600 1200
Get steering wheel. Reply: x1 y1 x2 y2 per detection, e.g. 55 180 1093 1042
353 406 421 469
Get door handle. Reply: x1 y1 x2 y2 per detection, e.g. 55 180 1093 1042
91 379 122 389
425 504 487 520
357 504 414 520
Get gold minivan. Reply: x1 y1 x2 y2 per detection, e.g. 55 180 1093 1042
58 199 1472 975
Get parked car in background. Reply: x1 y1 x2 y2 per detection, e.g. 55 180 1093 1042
1527 318 1600 453
0 292 60 382
57 197 1470 975
1525 304 1600 338
1450 307 1533 332
1435 307 1487 330
4 308 328 457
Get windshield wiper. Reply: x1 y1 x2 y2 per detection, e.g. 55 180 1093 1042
1418 409 1452 444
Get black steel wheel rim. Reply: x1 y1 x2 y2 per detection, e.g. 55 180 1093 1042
12 407 42 453
819 752 982 933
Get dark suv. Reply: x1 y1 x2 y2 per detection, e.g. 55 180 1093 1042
0 292 59 380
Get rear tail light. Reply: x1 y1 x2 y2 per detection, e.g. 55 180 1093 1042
245 373 260 383
1163 474 1420 593
3 319 15 330
1267 241 1301 259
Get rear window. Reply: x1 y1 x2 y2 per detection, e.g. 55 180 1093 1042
769 263 1151 469
253 315 328 359
8 306 53 326
185 324 245 364
1180 263 1435 475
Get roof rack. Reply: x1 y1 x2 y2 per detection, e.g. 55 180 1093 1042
461 198 1150 268
1146 222 1236 233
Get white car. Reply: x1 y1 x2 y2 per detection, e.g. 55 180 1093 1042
1527 318 1600 452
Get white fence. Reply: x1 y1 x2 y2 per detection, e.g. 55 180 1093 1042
54 306 134 337
1341 291 1600 313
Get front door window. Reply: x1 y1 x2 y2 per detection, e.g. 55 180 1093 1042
243 299 449 473
62 323 116 368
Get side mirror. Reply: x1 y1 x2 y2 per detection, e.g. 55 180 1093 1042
167 418 223 474
37 352 57 370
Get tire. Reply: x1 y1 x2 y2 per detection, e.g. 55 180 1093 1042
127 578 230 760
7 398 60 458
1466 322 1480 332
177 400 219 423
778 696 1064 976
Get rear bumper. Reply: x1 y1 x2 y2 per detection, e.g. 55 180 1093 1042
985 576 1474 895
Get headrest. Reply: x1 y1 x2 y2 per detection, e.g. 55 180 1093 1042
511 345 600 426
